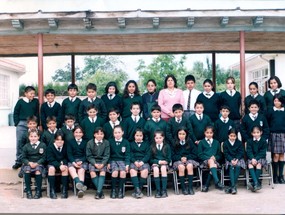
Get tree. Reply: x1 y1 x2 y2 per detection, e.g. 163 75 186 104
137 54 188 92
52 63 82 82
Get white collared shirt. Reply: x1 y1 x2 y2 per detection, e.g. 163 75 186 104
251 93 258 99
66 125 75 130
249 113 258 121
273 107 285 111
89 116 97 123
195 113 203 120
48 128 57 134
203 91 214 98
109 120 120 128
115 138 123 142
88 97 96 103
76 138 82 144
157 143 163 150
152 118 161 122
54 143 62 152
69 96 76 102
271 88 280 95
175 117 182 123
47 101 55 108
23 97 30 103
109 94 114 100
205 138 213 145
31 141 40 149
95 139 103 145
183 88 201 111
253 138 261 142
229 140 235 146
131 115 140 122
226 89 236 96
220 117 229 123
180 140 186 146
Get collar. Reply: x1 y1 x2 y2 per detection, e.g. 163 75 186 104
180 140 186 145
108 94 114 99
129 93 135 97
228 140 235 146
115 138 123 142
205 138 213 143
76 138 82 142
89 116 97 122
48 128 57 134
157 143 163 149
152 118 161 122
175 117 182 123
54 143 62 150
273 107 285 111
69 96 76 102
195 113 203 119
203 91 214 97
109 120 120 126
249 113 258 119
271 89 280 94
132 115 140 121
95 139 103 144
23 97 30 103
226 89 236 96
251 93 258 98
31 141 40 148
47 101 55 107
253 138 261 142
66 125 74 130
88 97 96 102
220 117 229 123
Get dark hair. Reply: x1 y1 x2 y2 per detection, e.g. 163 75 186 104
151 130 166 155
54 130 65 141
105 81 119 94
251 125 263 133
273 93 285 107
27 115 38 123
86 83 97 91
134 128 144 139
45 88 56 96
130 101 141 110
64 114 75 121
249 82 259 93
220 105 231 112
203 79 215 92
194 101 204 108
67 83 78 91
151 104 161 112
268 76 282 89
24 86 36 93
172 103 183 112
228 128 238 136
164 74 177 89
184 74 196 84
123 80 140 98
204 125 215 133
93 127 105 135
46 116 57 124
113 125 123 132
86 103 98 112
174 127 191 150
226 77 236 90
108 108 120 115
73 125 84 135
146 79 157 87
28 128 40 137
248 99 260 108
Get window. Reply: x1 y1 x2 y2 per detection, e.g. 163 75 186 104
250 67 269 95
0 74 10 107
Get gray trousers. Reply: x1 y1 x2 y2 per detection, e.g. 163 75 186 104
15 120 27 164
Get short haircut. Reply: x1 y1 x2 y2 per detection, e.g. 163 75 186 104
220 105 231 112
204 125 215 133
46 116 57 124
24 86 36 93
28 128 39 137
130 101 141 109
64 114 75 121
113 125 123 131
86 83 97 91
45 88 56 96
94 126 105 135
67 83 78 91
268 76 282 89
194 101 204 108
184 74 196 83
105 81 119 94
248 99 260 108
228 128 238 136
251 125 262 133
86 103 98 112
108 108 120 115
172 103 183 112
27 115 38 123
134 128 144 138
273 93 285 106
249 82 259 92
151 104 161 112
73 125 84 135
164 74 178 89
146 79 157 86
54 130 65 141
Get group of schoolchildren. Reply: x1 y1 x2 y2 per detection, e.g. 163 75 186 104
12 73 285 200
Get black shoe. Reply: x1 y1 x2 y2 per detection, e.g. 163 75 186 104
117 189 124 199
155 191 161 198
12 163 21 170
182 189 188 195
161 190 168 198
18 170 23 178
61 189 68 199
33 191 42 199
50 190 57 199
278 176 285 184
134 187 143 199
26 191 33 199
76 182 87 191
110 189 116 199
77 190 84 198
273 177 279 184
188 188 195 195
99 191 105 199
201 186 209 192
247 183 255 192
231 186 237 195
254 184 262 191
224 187 232 194
215 182 224 191
95 192 100 199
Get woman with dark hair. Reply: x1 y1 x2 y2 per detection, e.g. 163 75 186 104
101 81 123 117
264 76 285 110
142 79 159 120
158 74 184 122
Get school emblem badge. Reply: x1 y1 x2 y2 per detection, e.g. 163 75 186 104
39 148 44 154
121 147 126 153
229 126 232 130
260 121 263 127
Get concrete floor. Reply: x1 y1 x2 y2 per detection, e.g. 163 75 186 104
1 126 285 214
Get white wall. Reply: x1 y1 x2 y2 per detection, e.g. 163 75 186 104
275 55 285 88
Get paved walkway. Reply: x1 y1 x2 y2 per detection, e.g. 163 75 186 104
1 126 285 214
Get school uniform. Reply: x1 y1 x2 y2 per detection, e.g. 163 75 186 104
13 97 39 167
220 90 241 120
67 138 88 170
223 139 246 169
214 117 236 143
166 116 195 147
196 91 220 122
240 113 270 142
41 128 58 146
101 94 123 115
21 129 42 147
244 94 267 115
143 118 167 143
183 88 201 118
246 137 267 167
109 138 130 169
130 141 151 171
121 94 143 119
40 101 62 130
122 115 146 142
46 143 68 169
61 96 81 123
142 91 159 120
102 120 121 140
78 97 107 122
264 89 285 110
61 125 75 144
198 138 222 165
80 116 105 141
189 113 212 142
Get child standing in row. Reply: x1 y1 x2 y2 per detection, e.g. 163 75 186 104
264 76 285 110
244 82 266 115
13 86 39 170
101 81 123 115
22 129 46 199
142 79 159 120
150 130 171 198
172 127 199 195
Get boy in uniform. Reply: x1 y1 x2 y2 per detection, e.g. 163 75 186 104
41 116 58 147
61 114 76 143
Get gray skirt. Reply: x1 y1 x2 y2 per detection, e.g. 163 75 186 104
23 164 45 175
68 162 88 170
200 159 221 169
88 163 107 172
173 160 199 170
110 161 126 173
269 133 285 154
247 158 268 170
130 162 150 171
225 159 246 170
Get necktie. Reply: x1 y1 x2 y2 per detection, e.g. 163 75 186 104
224 120 226 123
273 89 277 95
32 144 37 149
181 141 185 145
206 93 211 96
158 144 161 150
230 90 232 96
77 140 81 145
252 115 257 120
49 103 52 108
187 90 191 110
207 139 212 146
199 115 202 121
134 116 137 123
70 98 74 102
130 94 134 98
177 119 181 123
155 119 159 123
91 98 94 103
116 141 121 146
92 118 95 123
113 122 116 128
137 142 141 147
57 147 61 152
97 142 102 145
109 94 113 100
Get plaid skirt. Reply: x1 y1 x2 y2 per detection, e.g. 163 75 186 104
247 158 268 170
88 163 107 172
173 160 199 170
269 133 285 153
23 164 45 175
151 164 169 171
225 159 246 170
130 162 150 171
47 164 68 172
68 162 88 170
110 161 126 173
200 159 221 169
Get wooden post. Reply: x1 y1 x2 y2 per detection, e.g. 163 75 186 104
240 31 246 114
37 33 44 129
212 53 216 92
71 55 75 84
